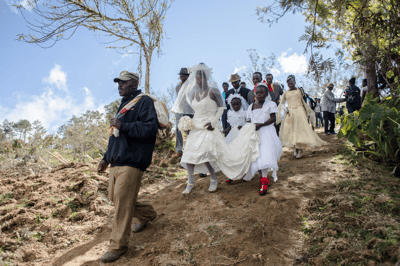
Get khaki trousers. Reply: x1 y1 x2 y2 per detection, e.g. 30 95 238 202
108 166 157 254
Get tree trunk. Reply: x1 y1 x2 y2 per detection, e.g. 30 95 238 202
144 53 152 94
365 61 379 98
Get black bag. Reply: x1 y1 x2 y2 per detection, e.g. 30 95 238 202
346 84 361 108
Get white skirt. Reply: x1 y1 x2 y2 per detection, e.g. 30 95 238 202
244 124 282 181
181 123 260 180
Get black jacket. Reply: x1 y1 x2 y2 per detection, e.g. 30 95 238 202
225 87 250 109
102 89 159 171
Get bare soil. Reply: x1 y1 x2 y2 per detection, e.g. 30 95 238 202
0 128 399 266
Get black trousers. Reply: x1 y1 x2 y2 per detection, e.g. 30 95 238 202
323 111 335 133
347 106 360 114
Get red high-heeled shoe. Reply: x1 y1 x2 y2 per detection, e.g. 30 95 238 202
259 177 270 196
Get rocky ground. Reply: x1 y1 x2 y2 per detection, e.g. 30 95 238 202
0 128 399 266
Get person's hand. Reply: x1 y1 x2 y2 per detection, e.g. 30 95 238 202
110 118 121 129
204 122 214 131
97 160 109 173
238 126 242 130
255 123 264 131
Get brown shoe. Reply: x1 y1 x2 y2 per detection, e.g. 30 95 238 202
171 152 183 159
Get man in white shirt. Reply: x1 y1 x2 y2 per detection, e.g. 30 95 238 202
321 83 346 135
361 78 368 105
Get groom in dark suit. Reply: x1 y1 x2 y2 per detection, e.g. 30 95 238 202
225 73 250 109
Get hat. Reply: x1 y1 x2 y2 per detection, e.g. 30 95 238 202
327 83 334 88
178 68 190 75
229 73 241 82
114 71 139 82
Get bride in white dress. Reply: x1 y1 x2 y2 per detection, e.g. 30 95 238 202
172 63 261 194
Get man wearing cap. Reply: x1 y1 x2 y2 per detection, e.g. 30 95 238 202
172 68 191 159
221 82 230 130
98 70 159 263
240 81 247 89
226 73 251 108
321 83 345 135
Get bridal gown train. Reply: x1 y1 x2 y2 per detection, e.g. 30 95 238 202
181 92 260 180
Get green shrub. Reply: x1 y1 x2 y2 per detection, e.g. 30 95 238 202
338 92 400 163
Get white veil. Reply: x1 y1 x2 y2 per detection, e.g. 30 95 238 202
226 93 249 111
255 82 272 103
171 63 226 115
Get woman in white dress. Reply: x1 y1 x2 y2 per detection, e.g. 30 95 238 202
244 83 282 195
171 63 260 194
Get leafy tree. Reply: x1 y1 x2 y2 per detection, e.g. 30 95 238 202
13 119 32 142
104 99 121 122
57 110 107 159
256 0 400 98
17 0 173 93
2 120 15 140
29 120 47 155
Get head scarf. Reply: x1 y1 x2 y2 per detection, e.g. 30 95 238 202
255 82 272 102
286 75 295 83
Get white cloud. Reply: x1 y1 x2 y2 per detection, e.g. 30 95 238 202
6 0 32 14
233 65 246 74
0 65 104 133
270 67 281 77
42 64 67 91
277 50 308 75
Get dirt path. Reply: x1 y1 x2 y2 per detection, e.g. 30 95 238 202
3 127 397 265
38 128 346 266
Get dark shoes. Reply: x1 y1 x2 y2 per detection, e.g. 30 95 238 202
330 131 337 135
100 250 127 263
199 173 207 178
132 223 148 233
132 216 157 233
325 132 330 135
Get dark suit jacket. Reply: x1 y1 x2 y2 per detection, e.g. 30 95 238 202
225 87 251 109
247 88 276 105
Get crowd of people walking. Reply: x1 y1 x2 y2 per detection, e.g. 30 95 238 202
96 65 367 263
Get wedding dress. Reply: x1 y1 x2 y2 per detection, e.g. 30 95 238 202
181 91 260 180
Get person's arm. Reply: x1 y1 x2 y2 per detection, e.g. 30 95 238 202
205 90 224 131
256 113 276 131
325 91 345 103
118 97 159 138
223 126 231 135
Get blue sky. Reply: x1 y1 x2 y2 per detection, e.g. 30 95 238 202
1 0 313 132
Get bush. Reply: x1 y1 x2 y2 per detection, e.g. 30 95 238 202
338 92 400 163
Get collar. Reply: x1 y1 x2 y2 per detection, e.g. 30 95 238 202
121 89 142 103
234 87 241 93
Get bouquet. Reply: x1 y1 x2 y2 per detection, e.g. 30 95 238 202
178 116 194 132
